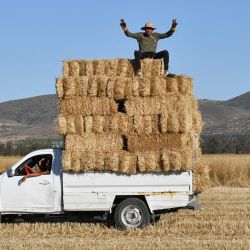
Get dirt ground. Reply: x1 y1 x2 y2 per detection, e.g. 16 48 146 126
0 187 249 249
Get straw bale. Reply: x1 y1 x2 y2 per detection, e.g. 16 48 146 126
118 59 134 77
75 115 84 135
78 61 86 76
88 76 98 96
63 61 69 77
59 98 79 116
150 77 166 96
151 115 160 134
75 77 88 97
97 76 108 97
193 110 203 134
65 134 122 152
141 59 162 78
131 78 139 97
167 113 180 133
127 133 192 152
161 151 171 171
150 59 163 77
62 151 71 172
57 115 67 135
71 151 81 172
133 115 144 134
125 97 161 116
143 116 152 134
92 115 104 133
105 152 119 171
177 75 193 95
169 150 182 170
178 107 193 133
62 77 76 97
85 61 94 76
55 78 64 98
107 60 119 77
137 151 160 172
67 116 76 134
166 77 179 93
119 151 137 174
93 60 105 75
106 79 115 98
68 61 80 76
159 112 168 133
192 162 211 193
118 114 133 133
138 78 151 97
114 78 126 100
84 116 93 133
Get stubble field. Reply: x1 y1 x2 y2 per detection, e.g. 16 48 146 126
0 155 249 249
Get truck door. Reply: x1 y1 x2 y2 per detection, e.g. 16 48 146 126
1 154 55 213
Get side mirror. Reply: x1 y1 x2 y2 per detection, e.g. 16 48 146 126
7 168 14 178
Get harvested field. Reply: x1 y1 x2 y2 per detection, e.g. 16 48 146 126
0 187 249 249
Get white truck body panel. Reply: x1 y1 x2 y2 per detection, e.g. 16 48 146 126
0 149 194 214
63 172 192 212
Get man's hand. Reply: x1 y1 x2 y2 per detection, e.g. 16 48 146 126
120 18 128 31
171 19 178 31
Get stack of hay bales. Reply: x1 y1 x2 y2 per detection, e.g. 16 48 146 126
56 59 210 192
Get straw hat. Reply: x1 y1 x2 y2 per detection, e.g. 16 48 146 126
141 22 156 30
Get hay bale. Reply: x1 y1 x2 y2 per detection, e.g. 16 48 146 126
65 134 123 152
86 61 94 76
55 78 64 98
127 133 192 152
193 110 203 134
141 59 163 78
92 115 104 133
63 77 76 97
119 151 137 174
177 75 193 95
138 78 151 97
75 77 88 97
57 115 67 135
93 60 105 75
78 61 86 76
159 112 168 133
105 152 119 171
131 78 139 97
150 77 166 96
133 115 144 134
67 116 76 134
88 76 98 96
143 116 152 134
167 113 180 133
137 151 160 172
114 77 126 100
84 116 93 133
108 60 119 77
68 61 80 76
161 151 171 171
63 61 69 76
166 77 179 93
106 79 115 98
62 151 71 172
169 151 182 170
75 115 84 135
192 162 211 193
118 59 134 77
97 76 108 97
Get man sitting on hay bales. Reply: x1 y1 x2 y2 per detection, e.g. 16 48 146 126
120 19 178 77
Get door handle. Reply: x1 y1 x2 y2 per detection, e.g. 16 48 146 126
39 180 50 185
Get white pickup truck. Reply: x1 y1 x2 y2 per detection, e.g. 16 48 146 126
0 148 200 228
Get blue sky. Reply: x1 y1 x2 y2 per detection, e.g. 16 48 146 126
0 0 249 102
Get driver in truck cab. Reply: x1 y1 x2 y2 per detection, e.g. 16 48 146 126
21 158 51 183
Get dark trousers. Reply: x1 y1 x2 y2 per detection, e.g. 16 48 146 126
134 50 169 70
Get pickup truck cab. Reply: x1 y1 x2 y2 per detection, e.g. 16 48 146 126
0 148 200 229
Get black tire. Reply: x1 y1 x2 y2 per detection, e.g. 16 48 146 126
114 198 150 229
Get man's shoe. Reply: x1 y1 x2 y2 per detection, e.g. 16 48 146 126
136 70 142 77
164 70 169 76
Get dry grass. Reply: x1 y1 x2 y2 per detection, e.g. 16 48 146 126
0 156 21 173
202 154 250 187
0 187 249 249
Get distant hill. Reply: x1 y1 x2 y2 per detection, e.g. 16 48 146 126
0 92 250 142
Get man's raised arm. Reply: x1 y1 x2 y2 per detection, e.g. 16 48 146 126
120 18 140 39
157 19 178 39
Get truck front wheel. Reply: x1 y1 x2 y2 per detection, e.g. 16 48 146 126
114 198 150 229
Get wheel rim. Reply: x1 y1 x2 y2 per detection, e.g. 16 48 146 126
121 205 143 228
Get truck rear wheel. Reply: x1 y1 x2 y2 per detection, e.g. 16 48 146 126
114 198 150 229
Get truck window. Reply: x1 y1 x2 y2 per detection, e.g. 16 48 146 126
14 154 52 176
